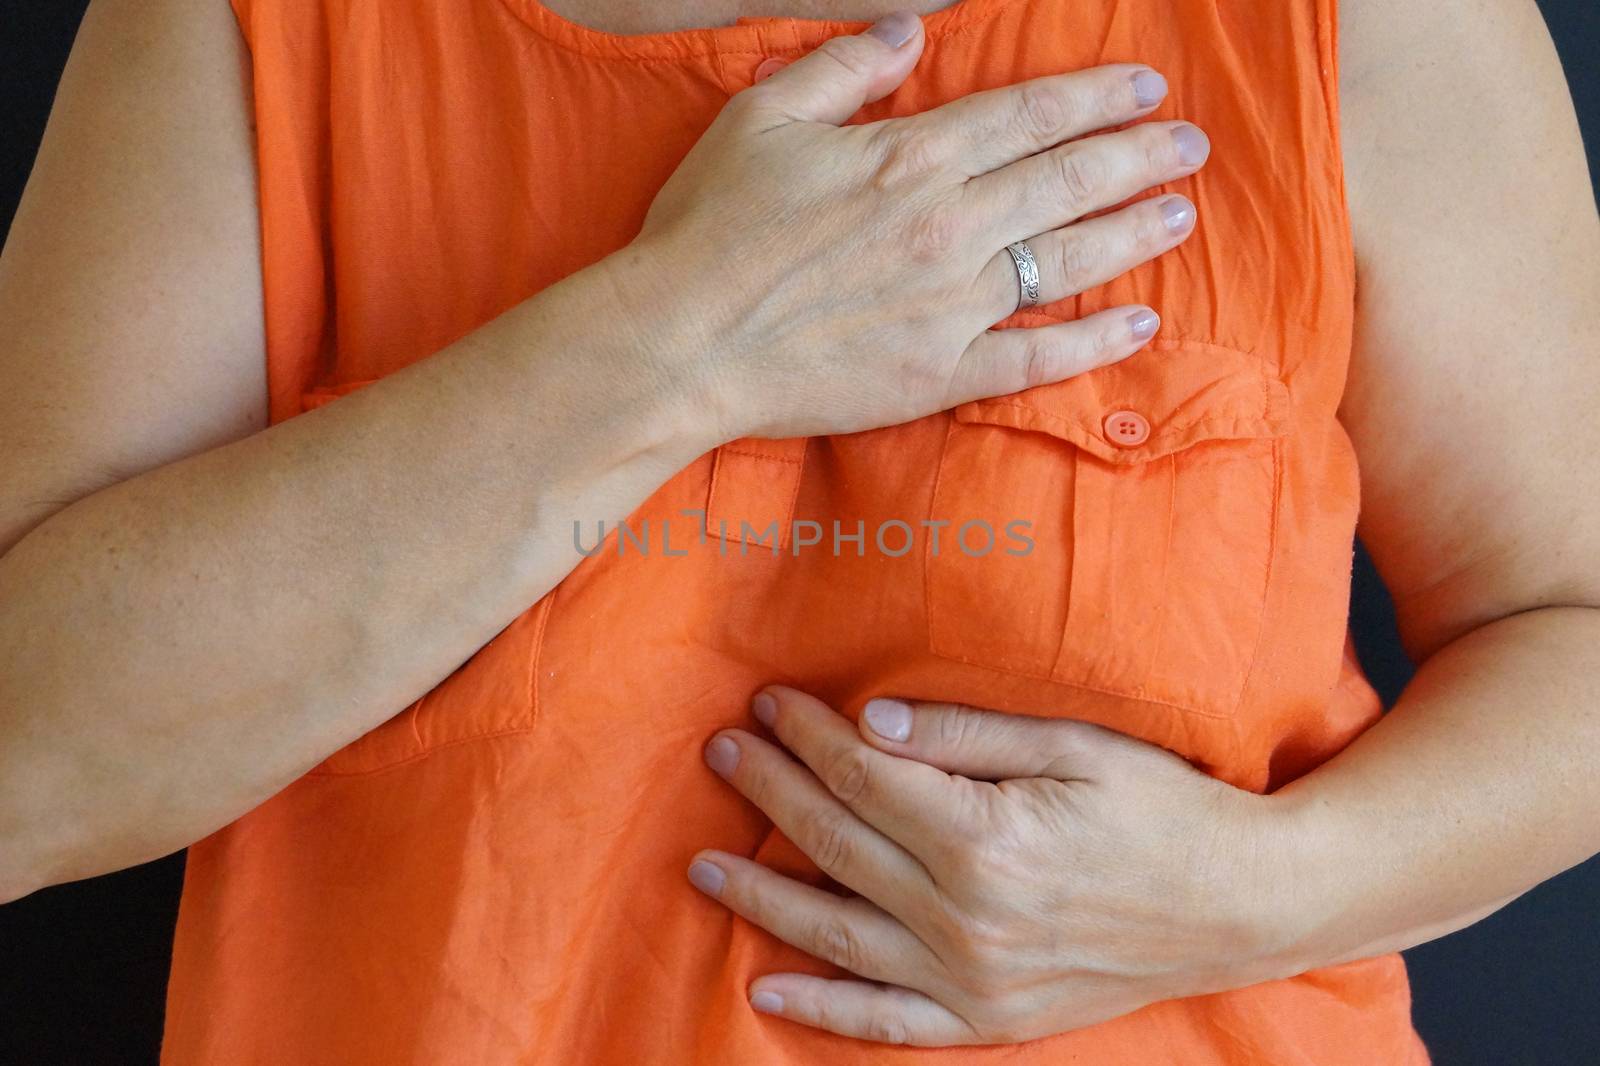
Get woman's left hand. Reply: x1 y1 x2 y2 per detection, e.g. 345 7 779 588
689 685 1312 1046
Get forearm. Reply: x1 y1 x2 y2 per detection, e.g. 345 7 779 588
0 252 714 900
1266 605 1600 972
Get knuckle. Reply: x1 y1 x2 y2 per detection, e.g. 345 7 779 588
961 965 1011 1006
803 808 858 873
1052 148 1104 211
821 747 874 805
903 205 963 263
932 707 979 753
812 915 869 973
935 832 990 879
1145 124 1174 173
1132 203 1166 248
815 37 874 81
930 895 1004 954
978 1011 1036 1047
1094 317 1123 358
1018 332 1058 390
1015 82 1069 142
738 758 773 808
863 1011 912 1046
1095 71 1129 119
949 941 1015 1004
1052 232 1102 291
874 127 946 187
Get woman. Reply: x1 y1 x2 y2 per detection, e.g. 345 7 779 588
0 0 1596 1061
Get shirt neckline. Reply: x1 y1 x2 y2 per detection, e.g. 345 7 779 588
495 0 1023 61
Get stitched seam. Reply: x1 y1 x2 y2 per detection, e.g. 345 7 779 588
527 588 555 728
304 725 543 778
490 0 1024 63
1315 0 1356 287
1229 435 1286 720
312 595 556 777
1140 453 1178 687
967 402 1286 459
779 439 808 520
707 444 806 548
958 339 1290 455
926 644 1238 721
975 400 1279 438
923 415 959 657
718 447 804 464
1045 448 1080 679
407 698 425 750
705 445 731 515
710 47 736 94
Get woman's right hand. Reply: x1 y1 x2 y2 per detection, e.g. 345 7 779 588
613 9 1208 443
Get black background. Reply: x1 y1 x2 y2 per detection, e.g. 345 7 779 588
1 1 1597 1062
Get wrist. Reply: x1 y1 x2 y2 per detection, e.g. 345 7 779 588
592 237 750 450
1236 787 1357 982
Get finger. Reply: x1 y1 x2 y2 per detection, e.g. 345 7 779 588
686 850 931 986
703 727 933 905
944 303 1159 406
975 119 1210 243
977 193 1195 323
751 686 980 855
740 11 925 128
857 699 1127 780
747 973 979 1047
888 63 1169 178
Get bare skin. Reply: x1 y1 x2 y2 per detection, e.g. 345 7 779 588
2 0 1598 1051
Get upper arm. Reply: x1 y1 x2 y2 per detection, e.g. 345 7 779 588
0 0 266 555
1337 0 1600 661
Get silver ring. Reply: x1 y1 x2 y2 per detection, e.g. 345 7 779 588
1004 240 1041 311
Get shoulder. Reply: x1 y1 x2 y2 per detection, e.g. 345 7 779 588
1331 0 1600 654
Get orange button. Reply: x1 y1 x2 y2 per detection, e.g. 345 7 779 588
1103 409 1150 447
753 57 788 83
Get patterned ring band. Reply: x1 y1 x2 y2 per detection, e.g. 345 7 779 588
1004 240 1042 311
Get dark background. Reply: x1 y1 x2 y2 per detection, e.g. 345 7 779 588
1 1 1596 1062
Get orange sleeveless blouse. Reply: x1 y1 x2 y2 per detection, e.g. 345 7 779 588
163 0 1430 1062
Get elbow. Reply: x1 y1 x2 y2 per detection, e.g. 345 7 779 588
0 847 50 906
0 794 88 905
0 800 60 904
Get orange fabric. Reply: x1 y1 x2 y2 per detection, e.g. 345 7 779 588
163 0 1431 1062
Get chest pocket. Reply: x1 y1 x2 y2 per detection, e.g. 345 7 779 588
924 339 1292 720
295 379 554 776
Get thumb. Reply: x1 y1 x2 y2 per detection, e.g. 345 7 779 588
745 10 925 126
858 698 1125 780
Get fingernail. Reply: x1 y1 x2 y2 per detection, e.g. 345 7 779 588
863 698 912 742
866 10 920 48
688 859 726 897
750 989 785 1013
753 57 788 83
1172 123 1210 167
1160 196 1195 234
752 691 777 728
1128 309 1160 341
1131 69 1167 108
705 736 740 777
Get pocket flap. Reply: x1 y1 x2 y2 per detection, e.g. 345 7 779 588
953 340 1291 464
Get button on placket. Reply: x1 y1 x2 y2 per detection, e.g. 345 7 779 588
1103 409 1151 447
752 56 789 83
